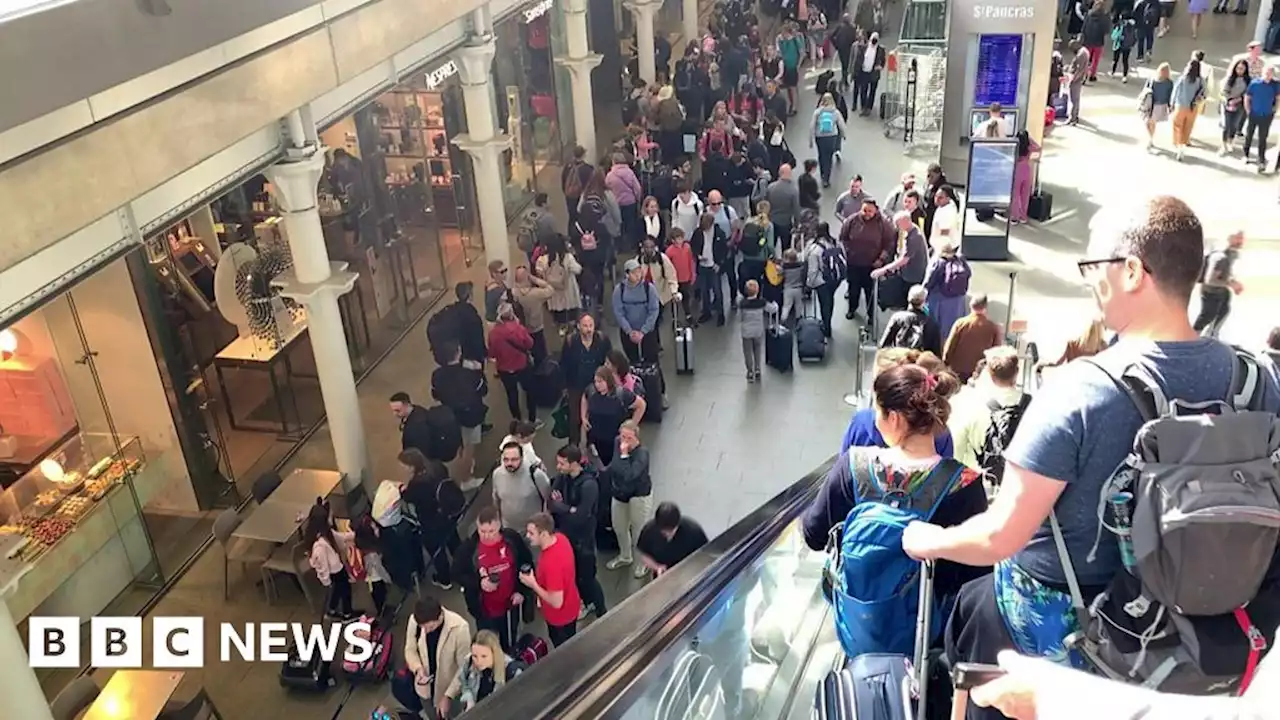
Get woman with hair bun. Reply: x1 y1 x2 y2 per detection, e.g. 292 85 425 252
840 348 959 457
806 363 990 599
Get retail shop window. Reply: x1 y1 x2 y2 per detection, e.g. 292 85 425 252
494 12 566 218
0 268 169 656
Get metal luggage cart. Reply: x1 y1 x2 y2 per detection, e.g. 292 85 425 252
880 48 947 152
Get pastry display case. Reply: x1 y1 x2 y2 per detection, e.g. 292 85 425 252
0 433 145 565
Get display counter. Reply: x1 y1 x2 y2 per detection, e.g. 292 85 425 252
0 433 156 622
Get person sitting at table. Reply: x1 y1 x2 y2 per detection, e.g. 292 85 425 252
304 499 359 621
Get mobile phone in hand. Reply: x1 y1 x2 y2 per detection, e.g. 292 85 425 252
951 662 1007 690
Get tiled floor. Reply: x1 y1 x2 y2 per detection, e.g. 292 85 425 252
38 7 1280 718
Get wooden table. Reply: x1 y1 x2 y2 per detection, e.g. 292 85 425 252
83 670 184 720
268 468 344 507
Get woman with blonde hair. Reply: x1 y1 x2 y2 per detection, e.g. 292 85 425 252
810 92 847 187
738 199 776 296
1036 315 1107 375
440 630 522 716
840 349 960 457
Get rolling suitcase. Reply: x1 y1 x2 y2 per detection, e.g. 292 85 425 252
763 305 792 372
633 349 664 423
795 299 826 363
815 561 939 720
674 314 695 375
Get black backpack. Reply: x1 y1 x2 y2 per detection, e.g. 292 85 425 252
977 394 1032 488
423 405 463 463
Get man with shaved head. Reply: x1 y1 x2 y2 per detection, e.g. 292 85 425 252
903 196 1280 720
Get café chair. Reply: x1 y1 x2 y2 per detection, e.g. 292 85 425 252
50 676 100 720
159 688 225 720
261 541 319 612
251 471 283 505
212 508 273 599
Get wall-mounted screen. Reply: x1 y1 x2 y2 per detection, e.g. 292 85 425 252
974 34 1023 108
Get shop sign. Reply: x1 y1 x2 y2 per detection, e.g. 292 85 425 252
425 60 459 89
972 4 1034 19
523 0 554 22
27 616 375 668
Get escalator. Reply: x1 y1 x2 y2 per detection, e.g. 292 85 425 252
468 460 844 720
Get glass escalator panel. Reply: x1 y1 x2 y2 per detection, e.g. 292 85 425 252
468 459 838 720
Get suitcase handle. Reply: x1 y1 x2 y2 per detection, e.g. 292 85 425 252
910 560 936 720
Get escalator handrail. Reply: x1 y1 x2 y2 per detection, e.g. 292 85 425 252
469 456 838 720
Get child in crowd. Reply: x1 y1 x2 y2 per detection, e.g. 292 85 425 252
780 247 806 326
304 499 358 621
738 279 778 383
664 228 696 324
352 516 392 616
499 420 542 468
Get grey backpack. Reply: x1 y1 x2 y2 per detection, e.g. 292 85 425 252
1054 349 1280 695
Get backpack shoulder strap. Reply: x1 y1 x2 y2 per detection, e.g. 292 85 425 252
916 457 967 520
1049 511 1090 629
1229 346 1264 412
1079 358 1166 421
986 398 1003 413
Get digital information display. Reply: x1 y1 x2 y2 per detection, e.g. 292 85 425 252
974 34 1023 108
966 140 1018 207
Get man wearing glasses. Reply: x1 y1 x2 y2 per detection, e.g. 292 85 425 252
902 196 1280 720
707 191 741 308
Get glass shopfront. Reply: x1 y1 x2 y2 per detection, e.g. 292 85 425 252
493 5 568 215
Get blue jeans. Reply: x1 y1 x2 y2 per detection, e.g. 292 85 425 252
696 265 724 319
1268 20 1280 53
815 135 840 183
1135 24 1155 59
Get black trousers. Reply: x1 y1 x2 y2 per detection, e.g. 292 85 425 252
814 282 836 336
476 605 521 653
620 327 661 366
424 529 461 585
1244 113 1273 162
837 47 853 85
326 569 353 615
944 577 1016 720
1193 287 1232 338
530 329 549 368
547 621 578 647
575 546 608 615
1111 48 1130 76
846 265 876 316
371 580 388 616
498 369 536 423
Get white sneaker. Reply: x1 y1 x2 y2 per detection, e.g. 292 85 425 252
633 563 650 579
606 556 633 570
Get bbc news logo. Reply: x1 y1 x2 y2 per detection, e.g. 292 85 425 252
27 617 375 668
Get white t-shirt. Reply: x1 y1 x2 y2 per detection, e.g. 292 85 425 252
862 45 877 72
698 230 717 267
672 194 704 239
931 202 960 247
643 213 662 240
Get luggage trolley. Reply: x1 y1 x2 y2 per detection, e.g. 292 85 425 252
843 280 888 409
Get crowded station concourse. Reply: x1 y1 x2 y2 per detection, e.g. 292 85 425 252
5 0 1280 718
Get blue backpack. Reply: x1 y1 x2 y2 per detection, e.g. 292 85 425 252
817 109 838 135
825 450 965 659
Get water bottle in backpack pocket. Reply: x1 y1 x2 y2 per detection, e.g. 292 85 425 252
824 451 965 659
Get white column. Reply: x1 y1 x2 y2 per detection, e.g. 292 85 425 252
452 37 514 270
0 586 54 720
556 0 604 160
263 140 370 490
626 0 662 84
683 0 699 49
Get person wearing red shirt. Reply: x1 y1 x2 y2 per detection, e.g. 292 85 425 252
664 228 696 324
520 512 582 647
454 506 535 652
486 304 537 424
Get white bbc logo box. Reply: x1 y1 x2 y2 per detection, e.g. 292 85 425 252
28 617 204 669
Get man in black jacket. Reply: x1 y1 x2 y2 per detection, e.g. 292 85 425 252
828 14 859 88
426 282 487 367
724 152 756 220
454 506 535 652
431 341 488 490
550 444 609 618
391 391 462 465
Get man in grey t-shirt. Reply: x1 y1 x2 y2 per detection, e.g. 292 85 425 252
1193 230 1244 338
903 197 1280 718
871 211 930 309
766 164 801 242
492 441 551 532
1067 40 1090 124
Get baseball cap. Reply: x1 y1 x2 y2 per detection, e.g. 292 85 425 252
623 258 641 272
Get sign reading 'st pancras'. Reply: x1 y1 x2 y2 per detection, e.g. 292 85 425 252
972 4 1035 19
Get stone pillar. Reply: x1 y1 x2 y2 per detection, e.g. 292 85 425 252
263 144 369 491
452 37 514 270
683 0 699 49
626 0 662 84
556 0 604 160
0 587 53 720
1256 0 1271 44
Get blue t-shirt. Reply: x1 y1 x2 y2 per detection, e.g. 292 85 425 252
1006 338 1280 586
840 407 955 458
1246 79 1279 117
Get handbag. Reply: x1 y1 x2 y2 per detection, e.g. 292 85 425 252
764 258 784 286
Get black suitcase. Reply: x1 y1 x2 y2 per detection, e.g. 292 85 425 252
795 300 826 362
1028 190 1053 221
765 324 794 372
529 358 565 408
633 361 664 423
280 638 336 690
